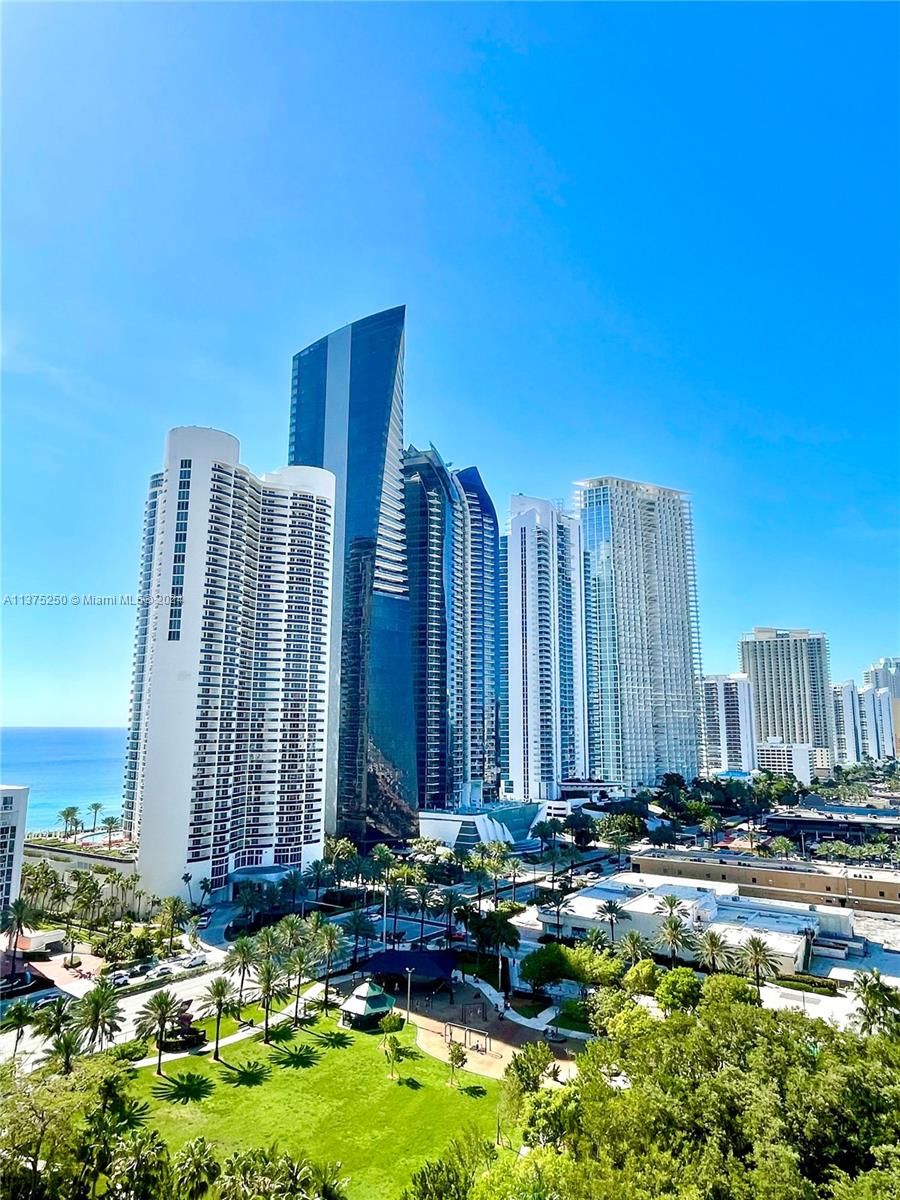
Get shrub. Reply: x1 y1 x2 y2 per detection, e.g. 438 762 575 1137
571 947 624 988
700 973 760 1008
110 1038 149 1062
623 959 661 996
654 967 702 1014
585 986 631 1036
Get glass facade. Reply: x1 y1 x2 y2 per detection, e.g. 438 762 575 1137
289 306 417 845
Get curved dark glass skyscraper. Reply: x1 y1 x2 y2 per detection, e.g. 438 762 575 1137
289 306 417 846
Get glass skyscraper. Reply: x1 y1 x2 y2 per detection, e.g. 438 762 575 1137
577 477 702 789
289 306 417 845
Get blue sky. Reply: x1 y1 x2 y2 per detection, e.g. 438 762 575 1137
2 2 898 727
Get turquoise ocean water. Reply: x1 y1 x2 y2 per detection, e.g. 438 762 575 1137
0 727 126 833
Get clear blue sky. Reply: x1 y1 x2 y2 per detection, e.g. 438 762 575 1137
2 2 898 727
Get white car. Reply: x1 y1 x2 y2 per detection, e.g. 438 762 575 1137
151 965 175 979
185 954 207 969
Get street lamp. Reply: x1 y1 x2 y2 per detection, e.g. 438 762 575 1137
405 966 415 1023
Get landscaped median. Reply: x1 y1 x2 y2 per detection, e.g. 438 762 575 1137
132 1012 502 1200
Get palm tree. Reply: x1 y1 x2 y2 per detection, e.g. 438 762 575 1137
738 936 780 997
582 927 610 954
303 859 332 902
73 980 124 1051
531 820 555 858
344 908 376 965
199 976 238 1060
101 815 122 849
656 915 694 968
255 959 289 1043
254 925 284 965
59 806 79 840
181 873 194 906
316 922 346 1015
223 935 260 1014
277 913 306 952
385 878 408 943
598 899 630 946
158 895 190 953
33 995 73 1041
88 802 104 832
1 999 33 1056
280 870 306 915
198 877 212 908
616 929 650 965
134 988 182 1074
435 888 464 945
851 969 900 1036
45 1028 81 1074
465 855 490 913
700 814 722 848
605 829 631 867
173 1138 221 1200
485 848 510 905
407 880 438 942
696 928 733 974
287 945 317 1026
655 893 687 918
109 1128 172 1200
769 836 795 859
480 908 520 987
2 897 37 981
506 858 525 904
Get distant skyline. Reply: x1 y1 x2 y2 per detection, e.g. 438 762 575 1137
2 3 898 726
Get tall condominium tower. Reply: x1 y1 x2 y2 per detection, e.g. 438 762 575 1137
403 445 471 809
124 427 335 901
402 449 502 809
507 496 588 800
858 685 897 761
576 477 702 789
863 657 900 739
455 466 501 802
497 532 510 790
738 628 834 760
288 306 417 845
832 681 863 765
701 674 755 774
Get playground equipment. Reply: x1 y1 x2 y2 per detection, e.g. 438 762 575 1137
444 1021 493 1054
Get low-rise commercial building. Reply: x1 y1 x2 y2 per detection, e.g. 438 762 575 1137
536 869 848 976
764 804 900 845
633 849 900 917
756 738 816 785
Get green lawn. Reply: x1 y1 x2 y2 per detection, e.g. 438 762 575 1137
133 1014 501 1200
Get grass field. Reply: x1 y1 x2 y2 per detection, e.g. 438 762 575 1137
133 1014 502 1200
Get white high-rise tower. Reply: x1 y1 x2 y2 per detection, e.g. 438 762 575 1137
576 477 702 789
701 674 755 774
124 427 335 901
739 628 834 763
506 496 588 801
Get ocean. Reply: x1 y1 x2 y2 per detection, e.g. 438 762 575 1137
0 727 127 833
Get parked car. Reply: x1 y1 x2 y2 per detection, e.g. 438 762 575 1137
196 916 211 930
151 965 174 979
111 972 130 988
128 962 153 978
185 954 207 969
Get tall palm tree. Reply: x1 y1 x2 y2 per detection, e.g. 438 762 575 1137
2 897 37 982
0 999 33 1057
181 873 194 906
385 878 407 943
101 815 122 849
58 806 80 840
158 894 190 953
696 928 733 974
851 969 900 1035
465 856 490 913
223 935 260 1014
616 929 651 966
598 899 630 946
109 1128 172 1199
656 915 694 968
277 912 306 952
45 1028 81 1075
738 936 780 997
480 908 520 987
88 802 104 832
33 995 73 1042
407 880 438 941
254 925 284 965
769 836 795 859
435 888 464 945
605 830 631 867
172 1138 221 1200
198 877 212 907
199 976 238 1060
655 893 687 919
73 980 124 1051
302 859 332 902
287 945 317 1026
280 870 306 915
344 908 376 965
255 959 289 1044
134 988 182 1074
316 922 346 1016
700 814 722 848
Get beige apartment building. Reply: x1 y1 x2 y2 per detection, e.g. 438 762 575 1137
633 850 900 917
